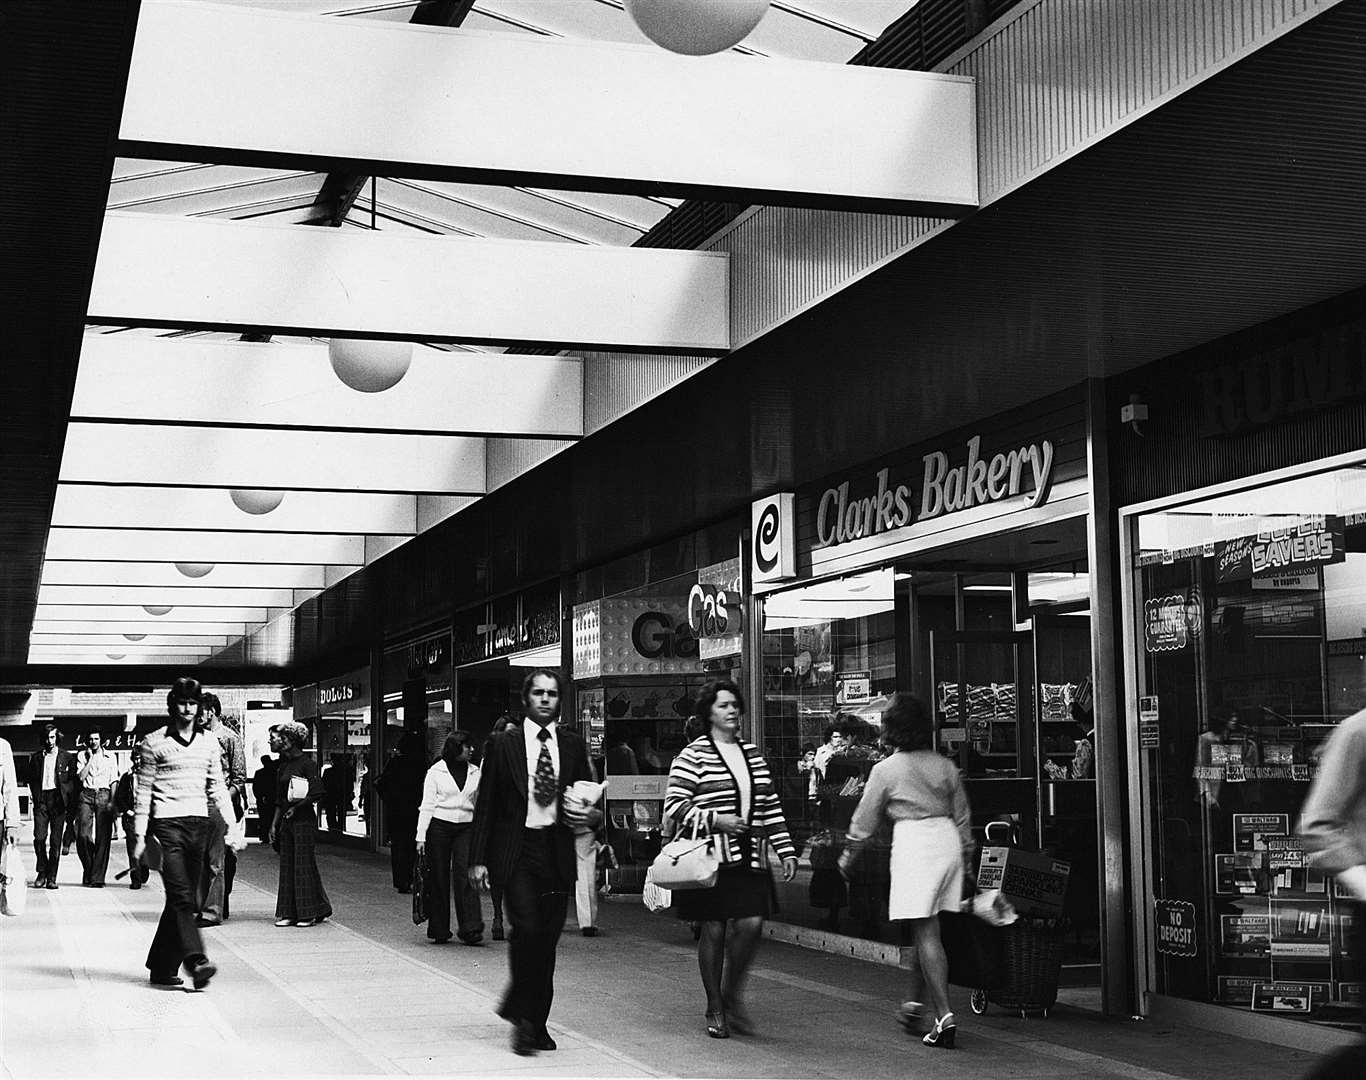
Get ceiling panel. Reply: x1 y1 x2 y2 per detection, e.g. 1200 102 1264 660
71 337 584 438
33 620 252 638
51 485 420 535
44 528 368 565
32 633 233 647
36 605 272 624
58 423 488 494
39 561 328 589
37 586 301 609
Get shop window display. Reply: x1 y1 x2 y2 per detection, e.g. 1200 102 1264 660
1133 465 1366 1026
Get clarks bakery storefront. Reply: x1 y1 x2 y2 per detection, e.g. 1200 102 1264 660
750 387 1119 990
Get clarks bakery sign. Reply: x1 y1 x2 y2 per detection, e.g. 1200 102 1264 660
816 435 1056 548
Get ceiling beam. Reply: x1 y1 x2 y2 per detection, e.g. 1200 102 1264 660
39 562 328 590
119 1 977 214
89 213 730 353
43 528 369 565
72 337 584 438
0 665 293 688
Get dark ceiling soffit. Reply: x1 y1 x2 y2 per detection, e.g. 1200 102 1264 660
0 1 142 666
83 314 729 357
112 143 978 220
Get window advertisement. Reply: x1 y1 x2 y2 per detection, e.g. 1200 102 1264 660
1132 464 1366 1026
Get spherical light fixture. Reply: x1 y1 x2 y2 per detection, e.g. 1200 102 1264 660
229 489 285 515
123 633 146 642
143 605 173 617
328 339 413 393
624 0 769 55
106 653 126 661
175 562 215 578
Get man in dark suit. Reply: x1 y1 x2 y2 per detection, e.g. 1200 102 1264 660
469 668 600 1057
25 723 76 889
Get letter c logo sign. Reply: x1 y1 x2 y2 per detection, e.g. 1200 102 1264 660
754 503 781 574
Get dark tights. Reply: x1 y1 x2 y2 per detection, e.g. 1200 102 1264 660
697 916 763 1015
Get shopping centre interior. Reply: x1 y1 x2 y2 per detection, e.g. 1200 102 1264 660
5 0 1366 1056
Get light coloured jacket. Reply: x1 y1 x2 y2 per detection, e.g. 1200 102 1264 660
1299 707 1366 874
0 738 19 830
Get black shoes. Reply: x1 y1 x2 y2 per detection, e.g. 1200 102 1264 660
922 1012 957 1049
186 958 217 990
429 934 452 945
510 1020 540 1057
491 918 505 941
32 876 47 889
533 1028 557 1051
580 926 599 937
149 973 184 988
45 881 59 890
457 931 484 946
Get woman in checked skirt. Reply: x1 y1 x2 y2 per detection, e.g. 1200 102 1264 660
269 721 333 928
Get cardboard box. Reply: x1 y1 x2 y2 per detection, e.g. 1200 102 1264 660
977 847 1070 916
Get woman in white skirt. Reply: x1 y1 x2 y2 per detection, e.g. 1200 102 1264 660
839 693 973 1049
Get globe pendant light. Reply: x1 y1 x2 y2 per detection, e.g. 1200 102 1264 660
624 0 769 55
329 339 413 393
123 633 146 642
143 605 173 616
106 653 126 661
230 489 285 515
175 562 215 578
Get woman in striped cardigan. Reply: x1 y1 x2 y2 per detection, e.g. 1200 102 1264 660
664 679 798 1040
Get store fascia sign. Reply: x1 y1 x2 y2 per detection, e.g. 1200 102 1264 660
815 434 1055 549
319 681 363 707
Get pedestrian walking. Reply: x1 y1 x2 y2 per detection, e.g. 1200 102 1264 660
75 731 118 887
1298 704 1366 1032
132 678 234 989
839 692 974 1049
417 731 484 945
663 679 798 1040
269 721 332 928
196 692 247 925
469 669 600 1057
25 724 75 890
1 736 20 846
376 730 426 893
114 744 150 890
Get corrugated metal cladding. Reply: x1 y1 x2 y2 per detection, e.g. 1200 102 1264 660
715 0 1341 350
581 352 714 435
1109 288 1366 509
485 438 576 492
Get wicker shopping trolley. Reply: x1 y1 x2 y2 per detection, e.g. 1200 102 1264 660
967 915 1070 1018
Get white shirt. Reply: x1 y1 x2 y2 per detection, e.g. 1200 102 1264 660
416 760 481 840
715 739 752 819
78 749 118 791
522 720 559 829
41 747 59 791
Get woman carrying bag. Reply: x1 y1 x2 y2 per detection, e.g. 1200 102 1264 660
416 732 484 945
269 722 333 928
663 679 798 1040
839 692 974 1050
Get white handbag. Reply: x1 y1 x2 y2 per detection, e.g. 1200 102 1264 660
287 775 310 801
649 818 721 891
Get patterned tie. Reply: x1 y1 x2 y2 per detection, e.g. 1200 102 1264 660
532 726 556 807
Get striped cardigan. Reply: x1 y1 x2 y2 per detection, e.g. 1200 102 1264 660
664 735 796 870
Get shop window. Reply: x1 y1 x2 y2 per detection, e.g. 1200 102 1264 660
1133 465 1366 1026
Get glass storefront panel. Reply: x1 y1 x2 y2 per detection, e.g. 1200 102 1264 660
316 704 371 839
1131 463 1366 1027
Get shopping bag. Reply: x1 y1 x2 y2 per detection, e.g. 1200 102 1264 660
649 819 720 891
642 867 672 912
411 852 428 926
224 812 249 852
0 841 28 917
940 908 1005 989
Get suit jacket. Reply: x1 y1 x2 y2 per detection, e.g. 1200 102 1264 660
25 748 76 811
470 721 595 888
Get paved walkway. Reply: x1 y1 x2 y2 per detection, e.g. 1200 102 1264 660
0 834 1330 1079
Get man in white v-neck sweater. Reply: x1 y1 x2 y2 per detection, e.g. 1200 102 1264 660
132 678 233 991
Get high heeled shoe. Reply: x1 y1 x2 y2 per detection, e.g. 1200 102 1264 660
704 1010 730 1039
922 1012 957 1049
895 1001 926 1035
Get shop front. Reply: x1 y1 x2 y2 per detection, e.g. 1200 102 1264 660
1117 290 1366 1046
293 668 372 843
751 389 1108 983
571 523 744 892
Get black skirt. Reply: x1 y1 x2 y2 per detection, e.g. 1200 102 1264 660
673 863 776 922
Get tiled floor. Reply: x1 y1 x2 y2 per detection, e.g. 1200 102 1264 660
0 833 1336 1079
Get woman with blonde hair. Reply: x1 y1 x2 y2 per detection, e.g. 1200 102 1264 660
269 721 332 928
840 692 973 1049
